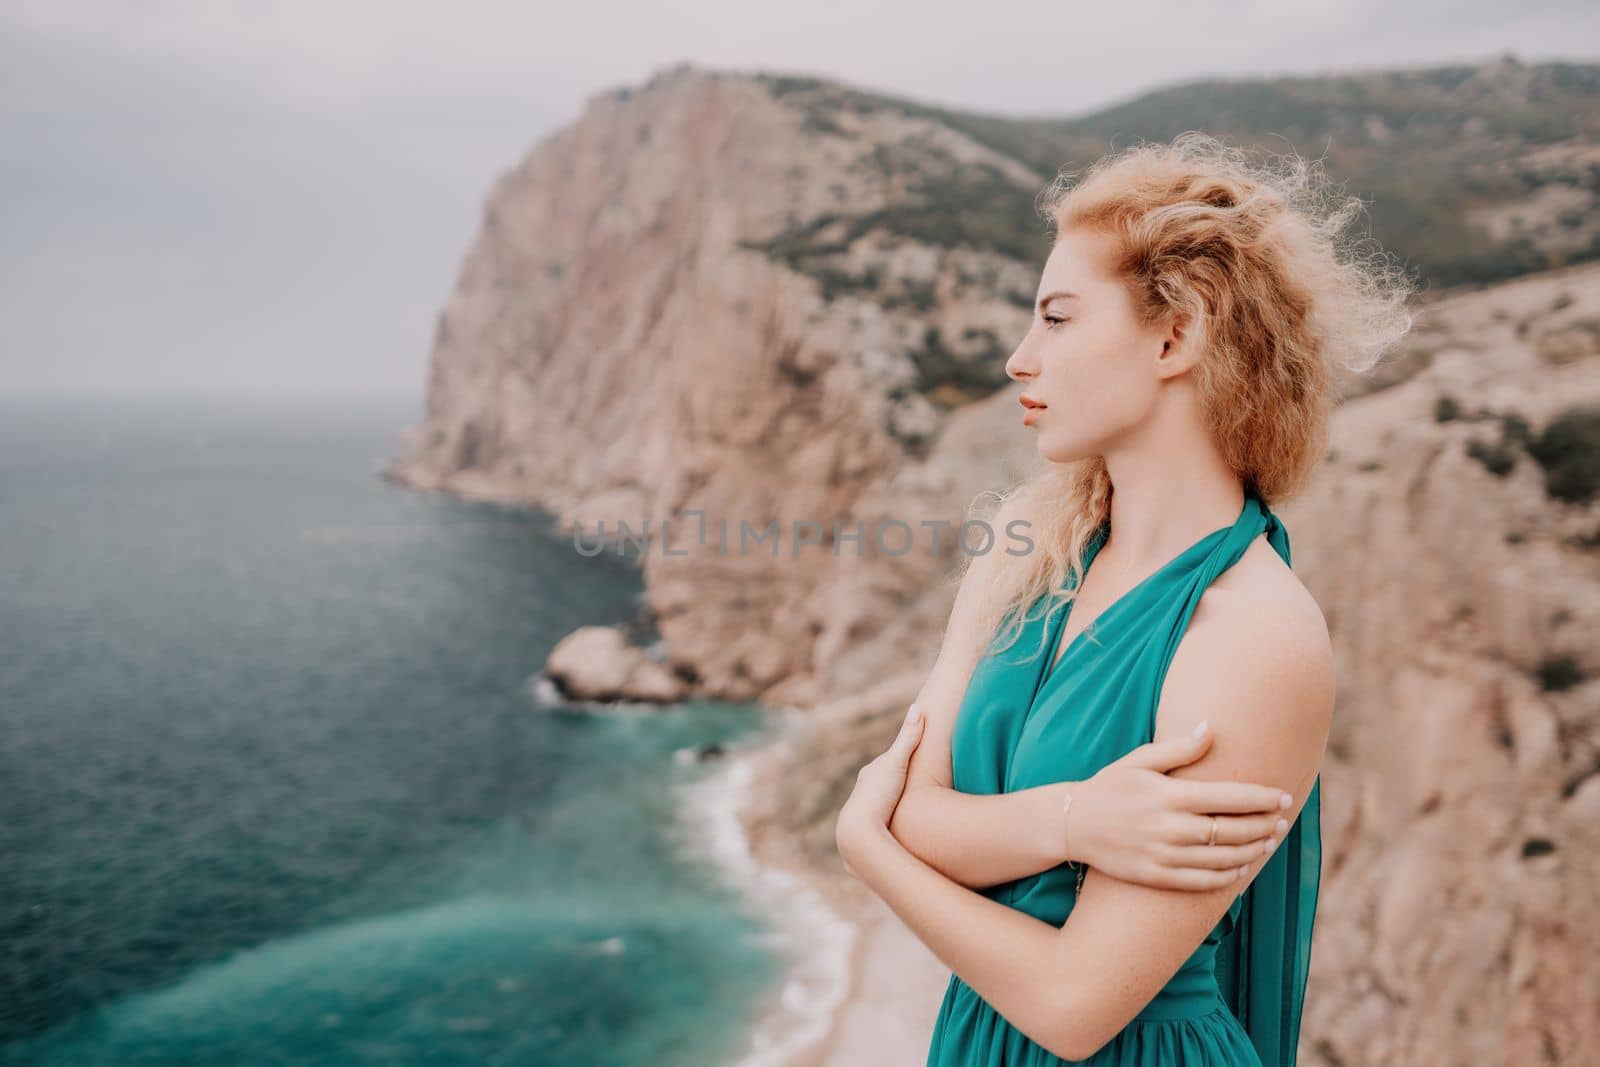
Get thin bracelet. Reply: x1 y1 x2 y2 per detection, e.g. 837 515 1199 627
1063 791 1088 895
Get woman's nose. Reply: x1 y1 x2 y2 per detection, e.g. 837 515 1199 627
1004 348 1034 383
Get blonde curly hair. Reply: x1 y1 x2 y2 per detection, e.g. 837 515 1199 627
965 131 1417 663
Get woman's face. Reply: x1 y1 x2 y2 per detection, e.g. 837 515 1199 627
1005 227 1175 463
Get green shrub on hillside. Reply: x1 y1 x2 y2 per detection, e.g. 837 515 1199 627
1535 653 1585 692
1526 406 1600 503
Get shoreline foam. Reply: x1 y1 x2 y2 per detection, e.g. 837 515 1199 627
672 720 863 1067
674 713 951 1067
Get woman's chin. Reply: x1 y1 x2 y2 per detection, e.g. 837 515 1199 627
1034 434 1091 465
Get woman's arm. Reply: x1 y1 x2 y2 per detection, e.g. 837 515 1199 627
887 607 1083 888
885 511 1074 889
891 780 1079 890
888 526 1290 893
839 585 1333 1062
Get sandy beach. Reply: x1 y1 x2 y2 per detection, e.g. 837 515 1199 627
771 891 952 1067
675 721 952 1067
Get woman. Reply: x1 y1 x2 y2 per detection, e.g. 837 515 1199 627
834 132 1414 1065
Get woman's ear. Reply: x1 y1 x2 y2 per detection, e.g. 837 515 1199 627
1166 309 1191 350
1156 310 1201 375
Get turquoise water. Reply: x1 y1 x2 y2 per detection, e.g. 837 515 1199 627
0 394 782 1066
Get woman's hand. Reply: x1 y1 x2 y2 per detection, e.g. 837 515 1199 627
1065 720 1294 891
835 704 926 878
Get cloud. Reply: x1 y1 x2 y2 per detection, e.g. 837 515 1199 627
1 2 1596 394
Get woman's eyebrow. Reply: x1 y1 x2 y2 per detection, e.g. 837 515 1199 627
1036 290 1080 312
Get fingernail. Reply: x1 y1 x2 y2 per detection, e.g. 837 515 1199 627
908 705 922 725
1237 865 1248 878
1279 793 1292 809
1193 719 1208 738
1263 837 1276 855
1276 818 1288 835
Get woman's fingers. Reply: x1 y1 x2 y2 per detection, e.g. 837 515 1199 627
1173 777 1294 815
1123 720 1214 772
885 704 925 765
1125 725 1295 816
1162 839 1275 871
1144 806 1295 888
1179 811 1288 847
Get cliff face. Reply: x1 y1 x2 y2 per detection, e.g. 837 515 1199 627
387 60 1600 1063
385 64 1045 703
1285 265 1600 1065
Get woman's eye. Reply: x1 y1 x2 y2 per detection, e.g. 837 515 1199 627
1043 315 1068 329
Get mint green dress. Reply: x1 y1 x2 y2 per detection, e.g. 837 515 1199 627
926 489 1322 1067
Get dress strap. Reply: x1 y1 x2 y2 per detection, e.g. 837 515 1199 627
1146 492 1287 691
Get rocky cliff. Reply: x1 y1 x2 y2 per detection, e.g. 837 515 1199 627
384 62 1049 704
1287 265 1600 1065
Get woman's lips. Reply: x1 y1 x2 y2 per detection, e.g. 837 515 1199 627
1020 395 1047 425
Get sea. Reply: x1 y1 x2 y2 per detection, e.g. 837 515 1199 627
0 392 818 1067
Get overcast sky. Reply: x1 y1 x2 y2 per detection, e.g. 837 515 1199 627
3 2 1597 402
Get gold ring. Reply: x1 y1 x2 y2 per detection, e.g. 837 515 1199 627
1207 816 1218 846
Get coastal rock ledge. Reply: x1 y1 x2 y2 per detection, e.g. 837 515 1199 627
544 625 688 704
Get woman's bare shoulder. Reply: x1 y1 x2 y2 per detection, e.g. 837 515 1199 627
1161 536 1334 767
1199 535 1330 660
1152 543 1337 793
